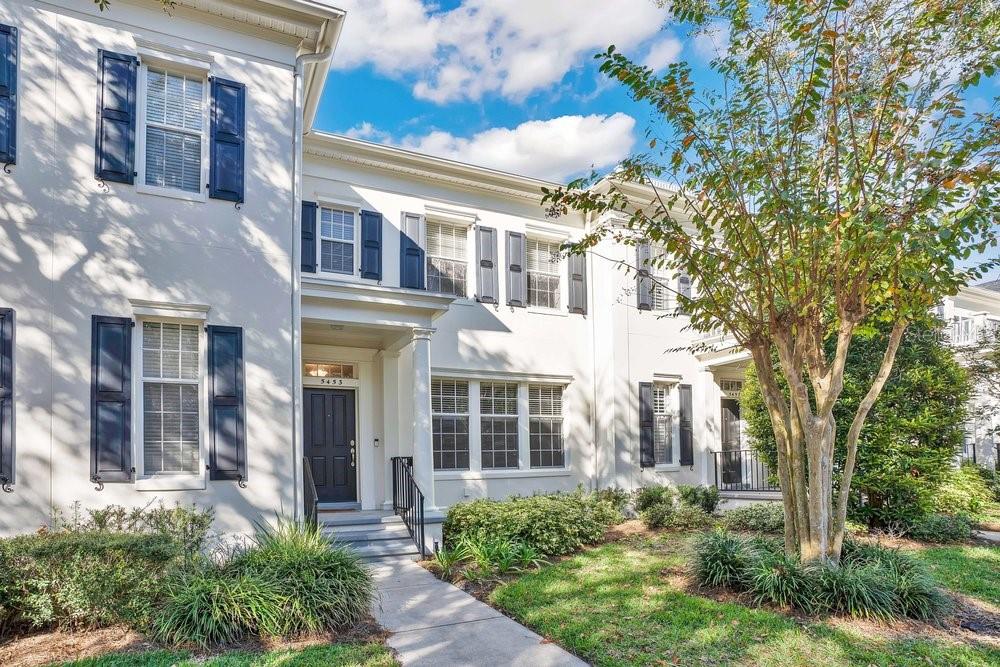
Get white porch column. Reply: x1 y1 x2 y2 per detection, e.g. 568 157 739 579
411 328 436 509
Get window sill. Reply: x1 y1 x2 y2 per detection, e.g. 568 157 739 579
434 468 572 481
135 475 206 491
526 306 567 317
136 183 208 203
652 464 681 472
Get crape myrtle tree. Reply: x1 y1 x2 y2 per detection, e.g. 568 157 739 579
741 316 971 528
543 0 1000 562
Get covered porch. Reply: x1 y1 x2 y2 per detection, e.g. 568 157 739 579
297 279 455 528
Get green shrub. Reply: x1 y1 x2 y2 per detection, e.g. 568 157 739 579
693 531 759 588
595 486 631 512
443 491 621 556
0 531 181 635
694 531 950 621
430 543 471 583
678 485 721 514
227 519 374 635
906 512 974 543
55 501 214 558
934 462 995 519
664 505 714 530
634 485 675 513
720 502 785 533
640 502 674 529
974 464 1000 503
152 565 285 647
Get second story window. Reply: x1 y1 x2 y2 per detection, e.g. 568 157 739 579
320 207 355 275
426 222 467 296
143 68 204 193
527 238 561 308
650 247 671 312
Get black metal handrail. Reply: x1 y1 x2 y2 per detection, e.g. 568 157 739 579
714 449 779 492
391 456 427 558
303 457 319 529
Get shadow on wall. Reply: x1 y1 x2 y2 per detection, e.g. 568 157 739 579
0 7 302 534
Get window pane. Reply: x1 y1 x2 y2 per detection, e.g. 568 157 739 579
321 240 354 274
426 222 466 260
427 257 467 296
432 379 469 470
143 382 199 474
431 379 469 414
526 239 560 273
527 273 560 308
481 416 519 469
321 208 354 241
143 321 199 380
145 126 201 193
529 385 564 469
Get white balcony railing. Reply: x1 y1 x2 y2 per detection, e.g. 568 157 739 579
950 315 1000 347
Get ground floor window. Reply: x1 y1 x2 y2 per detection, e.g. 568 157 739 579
653 385 672 465
432 378 470 470
529 384 564 468
141 321 200 475
480 381 519 469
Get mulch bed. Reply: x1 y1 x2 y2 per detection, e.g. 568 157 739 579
0 616 389 667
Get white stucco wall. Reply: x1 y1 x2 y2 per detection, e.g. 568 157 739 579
0 0 300 535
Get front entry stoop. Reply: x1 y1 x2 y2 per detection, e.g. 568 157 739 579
321 510 421 562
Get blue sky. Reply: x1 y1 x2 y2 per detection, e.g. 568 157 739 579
312 0 998 279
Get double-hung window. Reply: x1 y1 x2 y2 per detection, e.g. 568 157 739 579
141 321 200 475
650 247 672 312
526 238 561 308
529 384 564 468
653 386 673 465
432 379 469 470
320 207 356 275
426 222 468 296
143 68 204 194
480 382 519 469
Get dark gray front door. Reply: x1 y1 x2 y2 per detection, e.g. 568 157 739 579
304 388 357 503
721 398 742 485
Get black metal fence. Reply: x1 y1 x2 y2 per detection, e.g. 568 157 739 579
713 449 779 492
391 456 427 558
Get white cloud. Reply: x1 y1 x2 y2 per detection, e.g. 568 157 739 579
643 35 682 71
352 113 635 182
332 0 668 103
692 21 730 61
343 121 391 143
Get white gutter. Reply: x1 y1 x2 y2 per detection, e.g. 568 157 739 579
291 45 334 522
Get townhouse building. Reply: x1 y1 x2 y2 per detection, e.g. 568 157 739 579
1 1 996 554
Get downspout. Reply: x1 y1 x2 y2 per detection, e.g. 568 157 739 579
291 46 333 523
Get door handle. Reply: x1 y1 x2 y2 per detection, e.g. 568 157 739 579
350 440 356 468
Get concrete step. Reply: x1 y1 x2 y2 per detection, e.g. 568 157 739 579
319 511 402 528
352 540 421 561
329 525 414 543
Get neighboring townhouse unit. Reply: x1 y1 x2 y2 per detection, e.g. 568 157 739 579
1 1 996 554
0 0 344 535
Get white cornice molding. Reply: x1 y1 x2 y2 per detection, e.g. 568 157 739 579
171 0 341 41
430 367 574 385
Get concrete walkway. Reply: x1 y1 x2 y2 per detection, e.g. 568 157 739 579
976 529 1000 544
369 557 587 667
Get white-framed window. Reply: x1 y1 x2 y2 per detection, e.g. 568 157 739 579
426 221 468 296
480 382 519 469
650 247 671 312
527 238 561 309
653 386 673 465
140 321 201 475
677 273 692 314
529 384 564 468
140 67 206 195
320 207 356 275
432 379 470 470
304 362 355 379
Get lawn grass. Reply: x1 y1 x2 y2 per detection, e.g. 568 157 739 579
910 544 1000 606
56 642 397 667
490 534 1000 667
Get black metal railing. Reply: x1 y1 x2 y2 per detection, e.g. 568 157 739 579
391 456 427 558
303 457 319 529
714 449 779 492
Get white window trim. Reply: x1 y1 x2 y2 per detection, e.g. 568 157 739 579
430 377 571 477
316 205 361 280
132 315 208 491
652 382 681 471
135 61 210 203
525 236 565 312
425 219 471 299
431 377 471 472
478 380 520 471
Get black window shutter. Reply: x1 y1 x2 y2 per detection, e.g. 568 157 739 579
679 383 694 466
506 231 527 307
475 226 498 303
90 316 132 484
208 326 246 483
0 24 18 166
94 50 137 184
639 382 654 468
360 210 383 280
0 308 14 490
400 215 425 289
636 243 652 311
209 78 246 202
301 201 317 273
568 252 587 315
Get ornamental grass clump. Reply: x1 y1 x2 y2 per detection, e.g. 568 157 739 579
693 531 950 621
